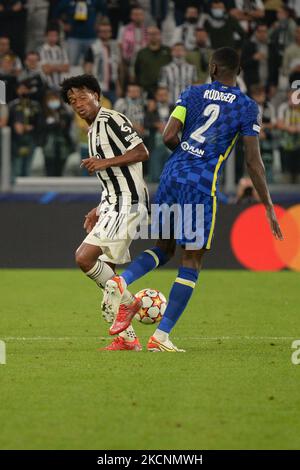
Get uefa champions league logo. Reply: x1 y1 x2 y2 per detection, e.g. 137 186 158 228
0 340 6 365
0 80 6 104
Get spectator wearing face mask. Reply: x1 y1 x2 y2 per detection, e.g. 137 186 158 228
8 79 42 178
172 6 202 51
158 42 197 106
202 1 245 50
41 90 73 176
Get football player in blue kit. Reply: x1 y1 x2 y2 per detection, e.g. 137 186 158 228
103 47 283 352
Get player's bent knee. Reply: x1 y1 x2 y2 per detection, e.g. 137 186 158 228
156 239 176 260
181 249 205 272
75 248 92 272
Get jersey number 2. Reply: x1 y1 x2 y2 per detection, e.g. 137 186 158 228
190 104 220 144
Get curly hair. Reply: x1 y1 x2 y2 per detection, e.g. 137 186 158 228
60 74 101 104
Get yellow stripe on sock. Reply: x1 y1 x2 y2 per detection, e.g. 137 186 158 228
145 249 159 267
175 277 196 288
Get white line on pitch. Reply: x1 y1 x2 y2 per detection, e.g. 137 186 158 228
1 336 295 341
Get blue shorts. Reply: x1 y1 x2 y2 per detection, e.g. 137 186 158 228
152 179 217 250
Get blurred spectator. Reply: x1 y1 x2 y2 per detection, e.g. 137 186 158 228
172 6 202 51
150 0 168 28
55 0 106 66
159 43 197 106
0 103 8 161
250 84 276 182
0 36 22 75
26 0 49 53
114 83 145 137
229 0 265 33
186 27 212 84
277 91 300 183
145 86 171 181
41 90 73 177
203 1 245 50
269 6 297 89
18 51 47 102
0 0 27 60
241 23 269 91
106 0 132 38
8 79 42 177
172 0 193 26
40 25 70 91
263 0 284 27
84 19 122 104
0 55 17 102
281 26 300 86
118 5 148 81
287 1 300 20
0 104 8 127
134 26 171 97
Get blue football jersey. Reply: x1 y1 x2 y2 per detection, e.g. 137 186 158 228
161 80 261 196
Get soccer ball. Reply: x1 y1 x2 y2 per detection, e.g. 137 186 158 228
134 289 167 324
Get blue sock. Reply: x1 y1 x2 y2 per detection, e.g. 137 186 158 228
158 267 199 334
122 247 169 286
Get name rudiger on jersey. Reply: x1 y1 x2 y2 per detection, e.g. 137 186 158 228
203 88 236 103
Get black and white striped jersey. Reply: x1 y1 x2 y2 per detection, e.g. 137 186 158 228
39 43 69 89
159 61 197 106
88 107 149 208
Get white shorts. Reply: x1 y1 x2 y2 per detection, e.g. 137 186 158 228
84 201 148 265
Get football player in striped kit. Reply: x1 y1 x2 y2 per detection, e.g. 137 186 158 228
61 75 149 351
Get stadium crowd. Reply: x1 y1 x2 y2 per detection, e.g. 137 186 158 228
0 0 300 184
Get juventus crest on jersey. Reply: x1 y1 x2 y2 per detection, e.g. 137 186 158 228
88 107 149 209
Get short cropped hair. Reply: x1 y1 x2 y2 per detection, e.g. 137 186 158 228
211 47 240 73
61 74 101 103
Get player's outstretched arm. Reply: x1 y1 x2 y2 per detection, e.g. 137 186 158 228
163 116 183 150
243 135 283 240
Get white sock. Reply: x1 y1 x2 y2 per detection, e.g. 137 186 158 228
119 325 137 342
86 260 115 288
86 261 134 303
154 329 169 343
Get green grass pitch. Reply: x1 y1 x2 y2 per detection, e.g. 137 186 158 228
0 269 299 450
